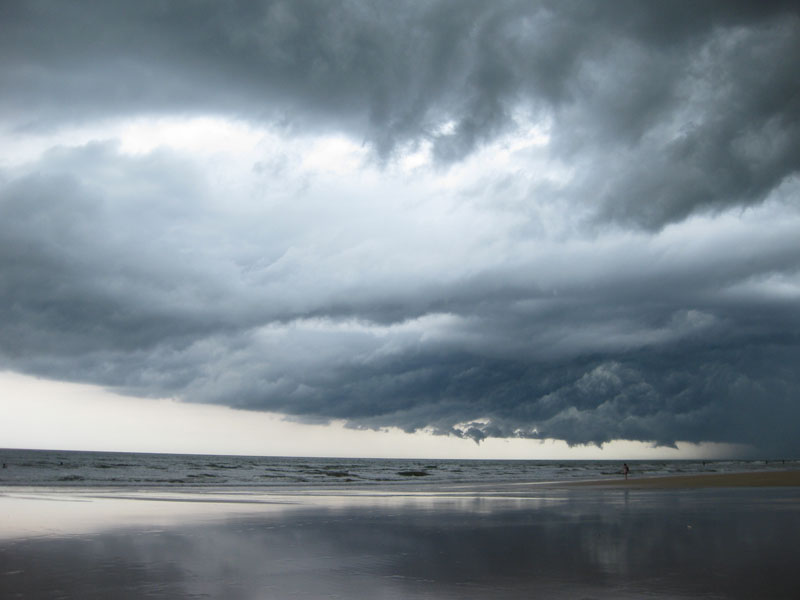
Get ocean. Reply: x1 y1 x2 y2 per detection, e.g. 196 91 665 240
3 448 800 599
1 448 796 488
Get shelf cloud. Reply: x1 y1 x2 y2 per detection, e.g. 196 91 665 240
2 1 799 454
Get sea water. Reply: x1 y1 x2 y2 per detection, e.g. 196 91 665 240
1 448 796 488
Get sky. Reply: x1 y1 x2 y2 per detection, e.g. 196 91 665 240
1 1 798 458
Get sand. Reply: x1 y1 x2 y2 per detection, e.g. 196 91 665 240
2 472 800 599
570 469 800 488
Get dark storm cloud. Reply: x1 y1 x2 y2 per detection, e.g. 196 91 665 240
3 142 798 453
2 1 800 454
2 1 798 225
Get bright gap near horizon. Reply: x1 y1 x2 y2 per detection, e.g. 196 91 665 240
0 372 747 459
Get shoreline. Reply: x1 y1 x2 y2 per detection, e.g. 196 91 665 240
567 469 800 488
3 467 800 493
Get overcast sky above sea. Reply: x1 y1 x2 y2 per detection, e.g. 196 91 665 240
1 1 798 458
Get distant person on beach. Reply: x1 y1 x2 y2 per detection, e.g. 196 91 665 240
623 463 630 480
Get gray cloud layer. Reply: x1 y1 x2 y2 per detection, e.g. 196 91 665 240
1 1 799 454
3 1 798 227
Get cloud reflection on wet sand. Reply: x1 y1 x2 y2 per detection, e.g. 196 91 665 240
2 486 799 599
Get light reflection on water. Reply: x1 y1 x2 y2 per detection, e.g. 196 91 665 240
1 486 799 599
0 483 569 538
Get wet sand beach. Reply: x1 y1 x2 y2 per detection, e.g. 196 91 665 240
2 472 799 599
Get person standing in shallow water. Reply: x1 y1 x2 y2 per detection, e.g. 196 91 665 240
623 463 630 480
